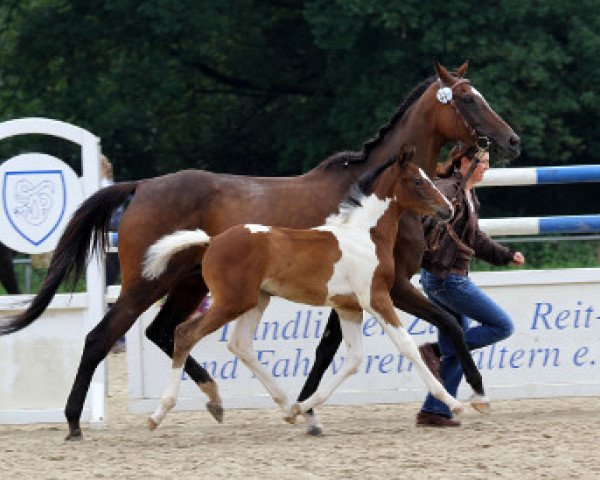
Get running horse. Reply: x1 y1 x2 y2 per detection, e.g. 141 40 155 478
0 61 520 440
142 150 469 431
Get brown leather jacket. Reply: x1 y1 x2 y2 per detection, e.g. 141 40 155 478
422 171 514 278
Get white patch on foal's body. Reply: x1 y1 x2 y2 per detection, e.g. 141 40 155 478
245 224 271 233
316 194 391 305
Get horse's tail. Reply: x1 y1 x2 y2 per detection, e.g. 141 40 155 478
143 229 211 281
0 181 138 335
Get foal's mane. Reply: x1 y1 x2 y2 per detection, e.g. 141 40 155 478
326 155 397 226
318 75 436 170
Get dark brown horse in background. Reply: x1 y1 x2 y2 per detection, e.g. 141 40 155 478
0 62 520 440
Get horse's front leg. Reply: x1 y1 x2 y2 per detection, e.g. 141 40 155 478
367 294 466 415
296 310 343 436
390 279 486 403
293 309 363 418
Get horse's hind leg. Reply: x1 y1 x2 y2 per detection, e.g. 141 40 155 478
367 295 465 415
145 270 222 422
226 294 296 419
294 309 363 418
64 284 158 440
148 301 238 430
390 280 486 400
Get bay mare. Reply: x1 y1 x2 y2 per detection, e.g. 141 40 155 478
0 61 520 440
142 151 478 432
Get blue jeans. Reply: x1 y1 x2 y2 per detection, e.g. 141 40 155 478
419 269 514 418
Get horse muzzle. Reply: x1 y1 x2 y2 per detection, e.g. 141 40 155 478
433 204 454 223
491 133 522 165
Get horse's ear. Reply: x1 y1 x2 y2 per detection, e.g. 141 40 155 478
397 146 415 167
456 60 468 77
435 61 454 86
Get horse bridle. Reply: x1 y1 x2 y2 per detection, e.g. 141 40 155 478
437 78 490 182
437 78 490 155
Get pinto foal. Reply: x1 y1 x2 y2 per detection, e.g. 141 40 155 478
143 152 465 430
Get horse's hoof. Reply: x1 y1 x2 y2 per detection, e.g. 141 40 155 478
302 411 323 436
283 405 298 424
64 430 83 442
470 394 491 415
283 414 297 425
451 402 468 416
206 402 224 423
147 417 159 431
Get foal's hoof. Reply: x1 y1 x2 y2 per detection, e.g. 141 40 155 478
451 402 468 416
306 425 323 437
206 402 224 423
469 394 491 414
283 403 304 424
283 414 297 425
147 417 159 431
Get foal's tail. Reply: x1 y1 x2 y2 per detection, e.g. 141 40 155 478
143 229 211 281
0 181 138 335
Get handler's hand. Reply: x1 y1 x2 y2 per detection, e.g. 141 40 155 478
512 251 525 265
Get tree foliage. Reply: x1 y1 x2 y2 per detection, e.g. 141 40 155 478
0 0 598 218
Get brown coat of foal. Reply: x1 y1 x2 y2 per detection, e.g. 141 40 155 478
142 152 472 431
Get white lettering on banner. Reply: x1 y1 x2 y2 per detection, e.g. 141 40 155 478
126 269 600 413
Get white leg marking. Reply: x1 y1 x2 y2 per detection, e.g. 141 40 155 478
226 297 294 416
149 366 184 429
303 411 323 436
298 310 363 413
375 312 465 414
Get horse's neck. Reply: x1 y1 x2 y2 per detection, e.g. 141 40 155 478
365 98 443 178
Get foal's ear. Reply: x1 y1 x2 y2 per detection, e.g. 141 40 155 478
456 60 469 78
435 61 455 86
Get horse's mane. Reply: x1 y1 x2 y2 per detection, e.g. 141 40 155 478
326 155 396 226
318 75 436 170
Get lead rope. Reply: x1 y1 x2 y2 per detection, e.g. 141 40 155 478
425 199 475 256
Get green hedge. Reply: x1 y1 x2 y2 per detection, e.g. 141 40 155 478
471 239 599 271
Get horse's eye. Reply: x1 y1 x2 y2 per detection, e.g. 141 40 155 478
414 178 423 186
460 95 475 104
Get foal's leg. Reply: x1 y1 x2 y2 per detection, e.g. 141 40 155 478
293 309 363 417
145 271 222 422
148 302 238 430
366 294 465 415
226 294 295 419
390 279 486 400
